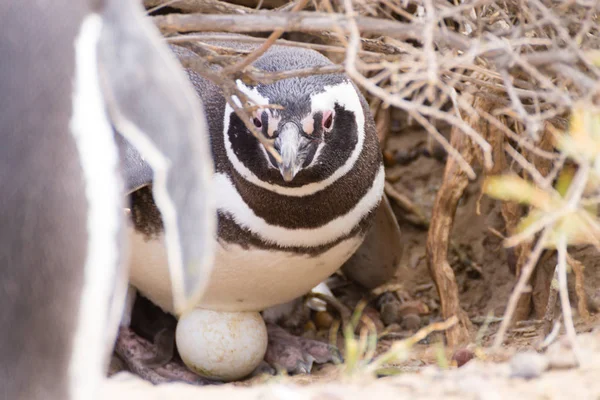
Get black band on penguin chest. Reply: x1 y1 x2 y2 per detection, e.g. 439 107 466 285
231 150 379 229
218 209 376 255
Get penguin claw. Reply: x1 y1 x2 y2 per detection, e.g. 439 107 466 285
295 359 314 375
140 328 175 368
250 361 277 377
114 327 215 386
264 323 340 375
300 339 342 365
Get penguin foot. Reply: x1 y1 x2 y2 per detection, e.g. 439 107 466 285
140 328 175 368
115 327 215 385
264 323 342 374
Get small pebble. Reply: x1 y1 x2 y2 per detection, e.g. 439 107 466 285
378 292 402 325
546 338 578 370
385 323 403 332
397 300 430 317
452 348 475 367
509 351 549 379
313 311 334 330
400 313 421 331
380 303 400 326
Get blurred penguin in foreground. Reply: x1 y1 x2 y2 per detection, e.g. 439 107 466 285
0 0 214 398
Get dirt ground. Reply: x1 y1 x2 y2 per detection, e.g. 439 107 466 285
385 123 600 344
108 125 600 398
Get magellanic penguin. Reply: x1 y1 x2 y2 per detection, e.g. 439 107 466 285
0 0 215 399
121 35 402 380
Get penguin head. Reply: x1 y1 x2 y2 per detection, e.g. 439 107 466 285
224 54 368 189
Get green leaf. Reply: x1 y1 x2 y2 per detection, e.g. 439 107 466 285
483 175 554 210
555 166 575 197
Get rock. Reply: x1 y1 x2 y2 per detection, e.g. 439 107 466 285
314 311 334 330
546 338 578 370
397 301 430 317
452 348 475 367
378 292 402 326
400 313 422 331
509 351 549 380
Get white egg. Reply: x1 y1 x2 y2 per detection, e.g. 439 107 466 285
175 309 268 381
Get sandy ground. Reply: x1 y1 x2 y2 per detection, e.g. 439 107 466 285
103 330 600 399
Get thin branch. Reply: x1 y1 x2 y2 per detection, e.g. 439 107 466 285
177 50 281 162
556 235 582 365
242 64 345 84
152 11 471 49
504 143 546 187
222 0 311 74
167 34 387 59
144 0 255 14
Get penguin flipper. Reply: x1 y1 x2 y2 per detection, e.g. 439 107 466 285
98 0 215 316
342 196 403 289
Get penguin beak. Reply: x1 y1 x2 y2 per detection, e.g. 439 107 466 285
275 122 310 182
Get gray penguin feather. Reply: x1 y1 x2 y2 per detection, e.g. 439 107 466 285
98 0 216 316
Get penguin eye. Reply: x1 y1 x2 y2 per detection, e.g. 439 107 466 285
253 117 262 128
322 110 334 131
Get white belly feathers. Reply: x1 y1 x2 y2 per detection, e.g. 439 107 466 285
128 228 363 315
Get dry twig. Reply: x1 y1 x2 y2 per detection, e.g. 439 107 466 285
567 254 590 321
425 129 474 346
